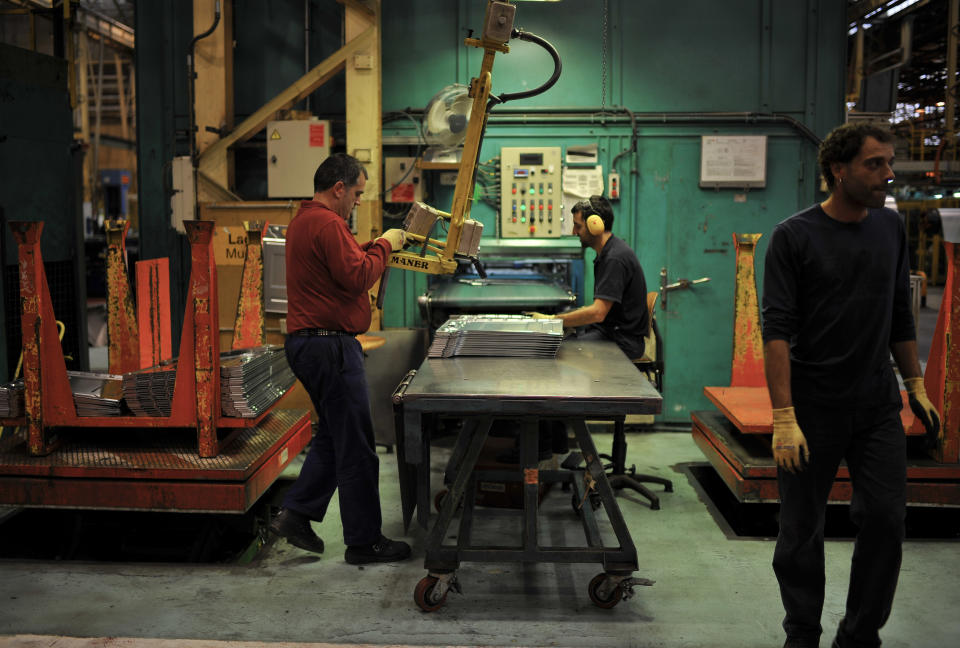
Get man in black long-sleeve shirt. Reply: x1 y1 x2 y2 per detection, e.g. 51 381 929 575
762 123 941 648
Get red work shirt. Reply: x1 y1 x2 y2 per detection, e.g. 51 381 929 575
285 200 390 334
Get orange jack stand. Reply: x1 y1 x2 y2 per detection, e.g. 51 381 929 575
912 229 960 463
105 220 140 375
232 220 266 350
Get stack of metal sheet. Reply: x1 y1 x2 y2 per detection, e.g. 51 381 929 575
122 363 178 417
428 314 564 358
0 380 24 417
68 370 125 417
220 345 297 418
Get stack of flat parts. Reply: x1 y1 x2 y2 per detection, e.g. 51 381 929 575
220 346 297 418
0 380 24 417
429 314 563 359
122 363 178 417
68 370 125 417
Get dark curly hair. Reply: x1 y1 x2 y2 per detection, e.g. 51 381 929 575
572 195 614 232
818 123 894 190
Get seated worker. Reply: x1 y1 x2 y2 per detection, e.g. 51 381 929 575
529 194 650 360
505 195 650 462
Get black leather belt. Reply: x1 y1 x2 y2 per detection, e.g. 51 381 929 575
290 328 355 337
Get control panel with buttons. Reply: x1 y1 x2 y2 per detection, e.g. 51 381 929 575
499 146 563 238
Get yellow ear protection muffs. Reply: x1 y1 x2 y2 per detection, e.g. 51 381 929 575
586 213 604 236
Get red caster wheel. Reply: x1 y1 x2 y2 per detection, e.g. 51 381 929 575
414 575 447 612
587 573 622 609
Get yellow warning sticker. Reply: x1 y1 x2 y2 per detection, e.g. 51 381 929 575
270 129 281 140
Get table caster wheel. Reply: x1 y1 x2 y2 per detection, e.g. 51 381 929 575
588 573 623 609
414 575 447 612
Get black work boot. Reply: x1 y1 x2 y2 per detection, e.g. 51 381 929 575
344 534 411 565
269 508 324 554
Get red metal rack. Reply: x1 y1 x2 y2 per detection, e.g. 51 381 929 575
0 220 282 458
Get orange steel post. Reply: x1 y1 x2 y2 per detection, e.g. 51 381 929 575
105 220 140 374
730 233 766 387
135 258 172 369
232 220 265 350
10 222 73 454
186 221 221 457
913 237 960 463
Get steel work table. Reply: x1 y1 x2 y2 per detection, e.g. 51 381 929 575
392 339 662 611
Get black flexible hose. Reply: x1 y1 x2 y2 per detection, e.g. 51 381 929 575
488 29 562 109
188 1 221 164
468 29 563 208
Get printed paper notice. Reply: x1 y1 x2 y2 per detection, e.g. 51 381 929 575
561 166 604 236
700 135 767 188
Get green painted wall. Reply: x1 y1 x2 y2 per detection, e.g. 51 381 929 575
380 0 845 421
0 43 87 379
135 0 845 422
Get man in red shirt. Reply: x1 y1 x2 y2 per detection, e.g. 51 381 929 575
270 153 411 565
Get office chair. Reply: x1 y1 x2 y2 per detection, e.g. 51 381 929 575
602 292 673 509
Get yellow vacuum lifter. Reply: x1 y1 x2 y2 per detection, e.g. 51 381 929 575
385 0 562 279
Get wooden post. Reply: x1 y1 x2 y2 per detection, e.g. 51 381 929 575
342 0 382 328
193 0 234 194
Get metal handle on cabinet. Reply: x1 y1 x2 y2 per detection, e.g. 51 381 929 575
659 267 711 310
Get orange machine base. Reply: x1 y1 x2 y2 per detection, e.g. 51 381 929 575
0 409 311 513
703 386 919 435
691 409 960 506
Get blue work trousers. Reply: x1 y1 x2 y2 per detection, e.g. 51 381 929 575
773 402 906 648
282 335 382 546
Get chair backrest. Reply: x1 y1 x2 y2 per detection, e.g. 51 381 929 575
646 291 658 314
637 291 664 393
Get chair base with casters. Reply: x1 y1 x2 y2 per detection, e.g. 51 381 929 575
561 290 672 509
562 416 673 510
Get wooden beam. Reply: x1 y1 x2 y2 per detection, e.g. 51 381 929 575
113 51 128 141
343 0 382 329
77 32 92 204
338 0 376 19
193 0 233 188
198 26 375 192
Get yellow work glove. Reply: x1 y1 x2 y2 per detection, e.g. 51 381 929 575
771 406 810 473
905 377 941 449
523 312 555 320
377 228 407 251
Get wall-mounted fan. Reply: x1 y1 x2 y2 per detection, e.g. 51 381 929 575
422 83 472 162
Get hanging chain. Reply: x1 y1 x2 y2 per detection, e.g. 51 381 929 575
601 0 608 112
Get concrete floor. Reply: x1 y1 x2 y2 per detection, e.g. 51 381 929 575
1 288 955 647
0 426 958 648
